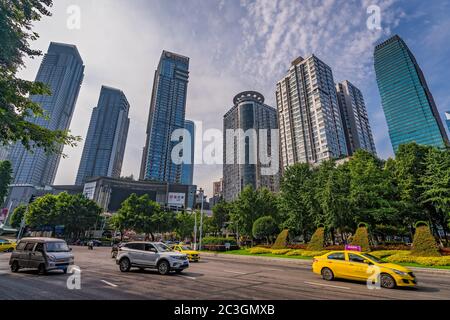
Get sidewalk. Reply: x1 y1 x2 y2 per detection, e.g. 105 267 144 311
202 251 450 275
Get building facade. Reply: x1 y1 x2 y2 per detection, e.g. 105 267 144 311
180 120 195 185
336 80 377 155
374 35 449 153
76 86 130 185
276 55 348 170
140 51 190 184
445 112 450 136
7 42 85 186
223 91 279 202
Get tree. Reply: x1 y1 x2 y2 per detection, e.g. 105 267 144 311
0 0 79 153
278 163 317 242
175 211 195 241
0 160 12 203
252 216 279 245
307 227 325 251
10 204 26 228
26 194 58 228
211 201 231 235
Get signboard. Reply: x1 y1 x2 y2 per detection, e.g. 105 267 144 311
168 193 186 206
225 243 231 251
83 182 97 200
345 245 362 252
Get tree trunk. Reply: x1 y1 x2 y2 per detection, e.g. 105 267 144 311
150 232 155 241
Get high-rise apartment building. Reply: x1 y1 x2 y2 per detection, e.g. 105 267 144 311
276 55 348 170
445 112 450 135
180 120 195 185
7 42 84 186
374 35 449 153
336 80 377 155
223 91 279 202
140 51 190 184
76 86 130 185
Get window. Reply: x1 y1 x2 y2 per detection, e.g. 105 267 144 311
144 244 157 252
327 252 345 260
349 254 366 264
16 242 26 251
24 243 35 251
125 243 145 251
35 243 44 253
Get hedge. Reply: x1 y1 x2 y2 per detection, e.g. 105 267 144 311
249 247 272 254
272 229 289 249
385 252 450 266
411 225 440 257
307 227 325 251
351 226 371 252
202 237 237 246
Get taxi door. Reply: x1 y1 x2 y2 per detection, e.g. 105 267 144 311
345 253 371 280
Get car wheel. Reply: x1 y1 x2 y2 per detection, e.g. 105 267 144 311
119 258 131 272
11 261 20 273
157 260 170 275
380 273 396 289
321 267 334 281
38 264 47 275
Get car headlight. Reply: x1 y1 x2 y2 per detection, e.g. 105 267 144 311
393 269 408 276
47 255 56 262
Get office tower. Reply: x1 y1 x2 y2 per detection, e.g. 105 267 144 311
213 178 224 197
276 55 348 170
223 91 279 202
446 112 450 135
336 80 377 155
7 42 84 186
180 120 195 185
0 145 11 162
140 51 189 183
374 35 449 153
75 86 130 185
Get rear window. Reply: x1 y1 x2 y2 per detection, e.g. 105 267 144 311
16 242 26 251
125 243 145 251
24 243 35 251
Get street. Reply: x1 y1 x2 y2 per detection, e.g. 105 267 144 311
0 247 449 300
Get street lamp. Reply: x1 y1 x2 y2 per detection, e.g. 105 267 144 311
198 188 204 251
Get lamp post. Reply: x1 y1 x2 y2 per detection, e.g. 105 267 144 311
198 188 204 251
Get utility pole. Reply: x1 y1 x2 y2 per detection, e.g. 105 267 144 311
193 209 197 250
199 188 204 251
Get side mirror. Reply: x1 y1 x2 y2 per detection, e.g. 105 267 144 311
364 259 373 265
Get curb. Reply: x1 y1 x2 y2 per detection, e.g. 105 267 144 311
202 252 450 274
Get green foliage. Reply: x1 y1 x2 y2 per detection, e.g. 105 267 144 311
411 225 440 257
0 160 12 202
307 227 325 251
0 0 80 154
10 204 26 228
202 237 237 246
174 211 195 240
272 229 289 249
248 247 272 254
350 226 371 252
385 251 450 266
230 186 278 238
211 201 231 234
252 216 279 244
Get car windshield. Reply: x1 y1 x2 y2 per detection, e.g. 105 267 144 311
181 245 192 250
154 243 173 252
362 253 382 263
46 242 70 253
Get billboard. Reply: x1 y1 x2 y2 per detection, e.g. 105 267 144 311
83 182 97 200
168 193 186 207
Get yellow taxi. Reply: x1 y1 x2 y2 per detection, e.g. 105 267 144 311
0 238 16 253
312 251 417 289
172 244 200 262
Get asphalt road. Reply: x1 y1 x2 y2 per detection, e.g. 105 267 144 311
0 247 449 300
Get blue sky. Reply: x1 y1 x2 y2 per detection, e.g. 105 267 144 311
18 0 450 196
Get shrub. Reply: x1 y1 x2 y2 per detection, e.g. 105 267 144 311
248 247 272 254
285 250 305 256
287 244 307 250
285 249 329 257
202 237 237 246
270 249 291 255
272 229 289 249
370 250 410 259
411 225 440 257
252 216 279 243
385 252 450 266
307 227 325 251
351 226 371 252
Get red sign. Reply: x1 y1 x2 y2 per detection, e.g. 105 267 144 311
345 245 362 252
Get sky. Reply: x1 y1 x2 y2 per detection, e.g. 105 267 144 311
17 0 450 197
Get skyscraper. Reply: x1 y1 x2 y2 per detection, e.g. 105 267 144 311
276 55 348 170
7 42 84 186
180 120 195 185
223 91 279 202
336 80 377 155
446 112 450 135
76 86 130 185
374 35 449 153
140 51 190 184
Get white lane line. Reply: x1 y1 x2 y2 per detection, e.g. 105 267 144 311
182 276 197 280
223 270 247 275
304 281 351 290
101 280 118 288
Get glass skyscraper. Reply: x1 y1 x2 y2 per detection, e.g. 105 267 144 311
180 120 195 185
445 112 450 136
276 55 348 170
76 86 130 185
223 91 279 202
140 51 190 184
374 35 449 153
7 42 84 186
336 81 377 156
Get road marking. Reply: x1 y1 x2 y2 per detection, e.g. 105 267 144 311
101 280 118 288
304 281 351 290
182 276 197 280
223 270 247 275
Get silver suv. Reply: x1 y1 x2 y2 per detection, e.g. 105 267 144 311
9 237 74 275
116 242 189 275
